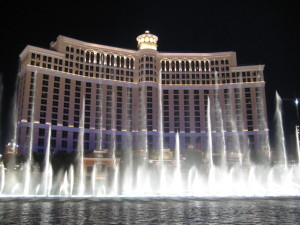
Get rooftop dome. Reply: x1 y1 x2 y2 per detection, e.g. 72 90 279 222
136 30 158 50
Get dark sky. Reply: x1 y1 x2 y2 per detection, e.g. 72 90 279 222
1 0 299 149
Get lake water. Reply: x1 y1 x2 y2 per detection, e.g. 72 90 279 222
0 197 300 224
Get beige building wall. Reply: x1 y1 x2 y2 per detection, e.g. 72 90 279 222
17 32 268 155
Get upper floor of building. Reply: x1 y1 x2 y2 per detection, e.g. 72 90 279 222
19 31 265 85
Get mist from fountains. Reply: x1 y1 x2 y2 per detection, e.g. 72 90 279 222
0 72 300 198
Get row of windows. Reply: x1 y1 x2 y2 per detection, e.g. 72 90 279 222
85 50 135 69
139 56 156 63
161 60 215 72
161 71 262 85
31 53 63 65
34 133 267 153
30 53 135 83
66 46 84 55
24 73 265 132
161 88 265 133
25 74 132 129
161 77 260 85
30 53 262 86
162 88 256 96
66 46 135 69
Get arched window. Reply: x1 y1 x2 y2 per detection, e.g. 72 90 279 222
121 57 124 67
186 61 190 71
161 61 165 71
107 54 110 65
111 55 115 66
221 60 224 65
101 54 104 64
181 61 185 71
171 61 175 71
201 61 205 71
176 61 180 71
96 53 100 64
205 61 209 71
166 61 170 71
126 58 130 68
85 51 90 63
196 61 200 71
90 52 94 63
116 56 120 67
191 61 195 71
66 46 70 52
130 58 134 69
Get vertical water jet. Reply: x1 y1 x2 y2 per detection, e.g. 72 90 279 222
295 125 300 165
275 92 288 168
0 73 3 151
42 126 52 196
207 98 213 168
24 70 38 196
77 97 85 195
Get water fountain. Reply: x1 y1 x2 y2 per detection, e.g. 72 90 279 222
23 71 38 196
42 126 52 196
0 74 300 198
77 97 86 196
275 92 288 168
0 74 3 150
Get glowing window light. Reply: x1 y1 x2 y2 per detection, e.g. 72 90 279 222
139 43 157 50
136 31 158 50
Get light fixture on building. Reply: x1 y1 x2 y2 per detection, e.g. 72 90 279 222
136 31 158 50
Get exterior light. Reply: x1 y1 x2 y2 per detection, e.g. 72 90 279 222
295 98 299 105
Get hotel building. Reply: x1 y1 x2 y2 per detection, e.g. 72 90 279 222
17 31 268 156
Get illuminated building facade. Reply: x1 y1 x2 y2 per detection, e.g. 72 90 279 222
17 31 268 155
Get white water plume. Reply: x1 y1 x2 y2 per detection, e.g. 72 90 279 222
24 70 38 196
275 92 288 168
0 88 300 197
42 126 52 196
77 97 85 195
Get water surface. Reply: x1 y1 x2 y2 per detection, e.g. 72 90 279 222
0 197 299 224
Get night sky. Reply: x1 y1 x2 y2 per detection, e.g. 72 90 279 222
1 0 299 150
